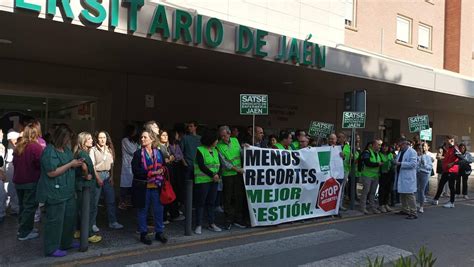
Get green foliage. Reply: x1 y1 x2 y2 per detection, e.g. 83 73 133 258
366 246 437 267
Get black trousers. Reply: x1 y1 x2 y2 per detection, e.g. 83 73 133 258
434 173 457 203
379 171 394 206
456 174 469 196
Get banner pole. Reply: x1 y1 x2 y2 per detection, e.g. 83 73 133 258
350 127 356 210
252 114 255 145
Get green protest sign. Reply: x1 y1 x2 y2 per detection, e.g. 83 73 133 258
308 121 334 138
408 115 429 133
240 94 269 115
420 128 432 141
342 112 366 128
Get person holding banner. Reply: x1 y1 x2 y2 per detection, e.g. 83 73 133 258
253 126 267 148
273 131 293 150
291 130 306 150
216 126 246 230
394 137 418 219
299 135 310 149
194 130 223 234
359 140 383 215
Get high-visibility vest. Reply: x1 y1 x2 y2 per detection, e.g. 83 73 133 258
194 146 220 184
290 141 300 150
274 143 292 150
216 137 242 177
343 143 351 174
380 152 394 173
361 148 381 179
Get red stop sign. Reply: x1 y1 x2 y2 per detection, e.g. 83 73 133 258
318 178 341 212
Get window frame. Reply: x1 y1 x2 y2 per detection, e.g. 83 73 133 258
344 0 357 31
395 14 413 46
417 22 433 52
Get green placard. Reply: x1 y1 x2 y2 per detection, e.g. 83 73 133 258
408 115 429 133
342 112 366 129
420 128 432 141
240 94 269 115
308 121 334 138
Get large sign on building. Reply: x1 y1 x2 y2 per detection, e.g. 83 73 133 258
8 0 326 68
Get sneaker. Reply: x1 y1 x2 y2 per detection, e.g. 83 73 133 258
431 200 439 206
406 214 418 220
155 232 168 244
18 231 39 241
171 215 185 221
418 207 424 213
396 210 409 215
372 208 381 214
208 223 222 232
49 249 67 257
109 222 124 229
385 205 393 212
233 222 247 229
74 230 80 239
361 208 370 215
92 225 100 233
163 220 170 225
223 223 232 230
379 206 387 213
443 202 455 208
194 226 202 235
463 195 469 200
216 206 224 213
88 235 102 243
340 206 347 211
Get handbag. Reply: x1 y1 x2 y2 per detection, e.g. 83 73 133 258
160 167 176 205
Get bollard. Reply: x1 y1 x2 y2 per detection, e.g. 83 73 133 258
80 186 91 252
184 179 193 236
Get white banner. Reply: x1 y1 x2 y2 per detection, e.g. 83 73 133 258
243 146 344 226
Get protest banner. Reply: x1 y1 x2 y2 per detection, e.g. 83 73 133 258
243 146 344 226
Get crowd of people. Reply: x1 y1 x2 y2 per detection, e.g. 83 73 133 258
0 117 471 257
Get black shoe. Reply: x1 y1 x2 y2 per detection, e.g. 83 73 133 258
405 214 418 220
155 233 168 244
396 210 409 215
140 233 152 245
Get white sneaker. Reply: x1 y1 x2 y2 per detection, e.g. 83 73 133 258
18 231 39 241
92 225 100 233
109 222 124 229
418 207 424 213
431 200 438 206
216 206 224 213
463 195 469 200
443 202 455 208
194 226 202 235
163 220 170 225
208 223 222 232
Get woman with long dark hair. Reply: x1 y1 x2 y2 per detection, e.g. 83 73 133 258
90 131 123 232
36 124 83 257
119 125 139 210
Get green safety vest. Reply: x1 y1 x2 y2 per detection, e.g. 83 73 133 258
274 143 292 150
194 146 220 184
380 153 394 173
355 150 361 177
290 141 300 150
216 137 242 177
342 144 351 174
361 149 381 179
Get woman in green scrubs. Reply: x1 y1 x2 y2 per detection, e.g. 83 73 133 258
36 124 83 257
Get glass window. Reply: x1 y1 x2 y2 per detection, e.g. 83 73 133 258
396 15 411 44
418 24 432 50
345 0 356 27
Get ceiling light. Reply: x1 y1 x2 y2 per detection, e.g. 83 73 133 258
283 81 293 85
176 65 189 70
0 39 13 45
27 109 32 112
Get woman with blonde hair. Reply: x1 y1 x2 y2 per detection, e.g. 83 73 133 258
73 132 102 243
13 123 45 240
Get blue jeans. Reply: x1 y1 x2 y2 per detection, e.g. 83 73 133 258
137 188 164 234
92 171 118 225
194 182 218 226
417 172 430 206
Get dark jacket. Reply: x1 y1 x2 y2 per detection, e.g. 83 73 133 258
131 148 164 208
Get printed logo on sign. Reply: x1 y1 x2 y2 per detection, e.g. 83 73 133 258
240 94 269 115
317 177 340 212
318 151 330 172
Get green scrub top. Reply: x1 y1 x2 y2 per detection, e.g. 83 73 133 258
75 150 98 191
36 145 76 204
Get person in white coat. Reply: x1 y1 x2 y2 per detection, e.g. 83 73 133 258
393 137 418 219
